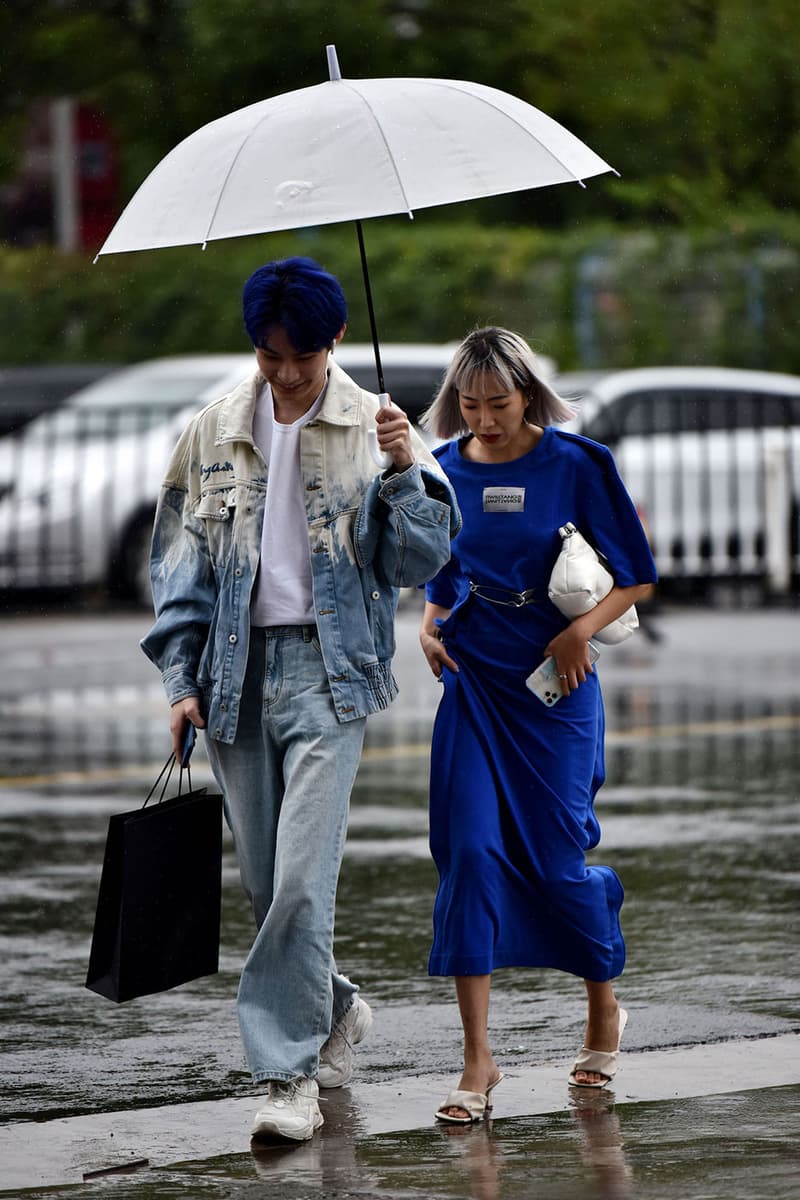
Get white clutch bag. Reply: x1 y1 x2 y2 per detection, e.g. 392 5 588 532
547 522 638 645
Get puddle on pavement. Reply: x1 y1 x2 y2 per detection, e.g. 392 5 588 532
350 1088 800 1200
1 714 798 1126
8 1087 799 1200
1 618 799 1130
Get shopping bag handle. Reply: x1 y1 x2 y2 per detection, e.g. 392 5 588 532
143 753 193 808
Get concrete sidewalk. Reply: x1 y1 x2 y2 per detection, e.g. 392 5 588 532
2 1034 797 1193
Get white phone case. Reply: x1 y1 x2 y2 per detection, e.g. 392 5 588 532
526 642 600 706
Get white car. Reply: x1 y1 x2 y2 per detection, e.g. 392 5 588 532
0 345 456 606
556 366 800 595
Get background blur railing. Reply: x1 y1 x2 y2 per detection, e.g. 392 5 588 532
569 382 800 602
1 394 798 610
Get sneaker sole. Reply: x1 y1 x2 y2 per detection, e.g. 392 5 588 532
251 1112 324 1142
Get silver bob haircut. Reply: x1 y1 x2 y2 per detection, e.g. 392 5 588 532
421 327 574 440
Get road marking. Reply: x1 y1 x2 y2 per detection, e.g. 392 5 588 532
609 712 800 742
0 764 174 789
359 712 800 761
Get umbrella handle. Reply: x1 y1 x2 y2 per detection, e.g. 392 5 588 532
369 392 393 468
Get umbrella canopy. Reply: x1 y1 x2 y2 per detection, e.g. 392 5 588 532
96 47 615 257
96 46 614 432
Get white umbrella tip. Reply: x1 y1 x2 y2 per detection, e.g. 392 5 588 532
326 45 342 81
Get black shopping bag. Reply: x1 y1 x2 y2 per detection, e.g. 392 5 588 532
85 754 223 1003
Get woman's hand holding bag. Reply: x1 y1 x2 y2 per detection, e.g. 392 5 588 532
547 523 639 645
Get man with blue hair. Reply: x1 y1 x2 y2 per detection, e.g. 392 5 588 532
142 257 459 1142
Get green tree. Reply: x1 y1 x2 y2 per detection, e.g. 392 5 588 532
1 0 799 226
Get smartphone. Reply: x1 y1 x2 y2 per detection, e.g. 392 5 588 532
180 722 197 768
526 642 600 707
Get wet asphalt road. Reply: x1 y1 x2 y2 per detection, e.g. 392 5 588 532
0 599 798 1198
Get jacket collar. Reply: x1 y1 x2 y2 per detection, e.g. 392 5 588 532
213 358 366 447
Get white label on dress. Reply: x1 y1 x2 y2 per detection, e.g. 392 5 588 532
483 487 525 512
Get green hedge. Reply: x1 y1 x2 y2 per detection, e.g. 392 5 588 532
1 217 799 372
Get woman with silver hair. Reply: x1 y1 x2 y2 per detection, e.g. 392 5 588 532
423 326 574 438
419 327 656 1124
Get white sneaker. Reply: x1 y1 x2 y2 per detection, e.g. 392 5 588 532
318 996 373 1088
251 1076 323 1142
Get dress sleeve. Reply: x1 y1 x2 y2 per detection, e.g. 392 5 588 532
577 445 658 587
425 552 461 608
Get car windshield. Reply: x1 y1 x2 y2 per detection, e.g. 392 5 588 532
21 366 241 439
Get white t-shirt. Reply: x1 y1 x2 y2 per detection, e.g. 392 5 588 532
250 381 324 626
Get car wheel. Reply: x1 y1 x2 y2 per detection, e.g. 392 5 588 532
115 512 155 608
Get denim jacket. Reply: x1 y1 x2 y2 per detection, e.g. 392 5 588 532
141 361 460 743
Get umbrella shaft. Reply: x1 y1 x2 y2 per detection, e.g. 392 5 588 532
356 220 385 395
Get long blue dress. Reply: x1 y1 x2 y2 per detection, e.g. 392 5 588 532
426 428 657 983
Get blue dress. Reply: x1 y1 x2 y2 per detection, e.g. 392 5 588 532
426 428 657 983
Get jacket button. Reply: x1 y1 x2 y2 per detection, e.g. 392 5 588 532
214 728 222 737
371 590 380 600
235 567 242 577
228 633 237 644
218 505 228 516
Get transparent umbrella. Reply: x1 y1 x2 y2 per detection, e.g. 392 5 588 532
97 45 616 407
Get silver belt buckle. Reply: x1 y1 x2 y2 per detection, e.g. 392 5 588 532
469 581 536 607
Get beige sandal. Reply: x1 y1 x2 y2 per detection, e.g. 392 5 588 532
435 1073 505 1124
569 1008 628 1089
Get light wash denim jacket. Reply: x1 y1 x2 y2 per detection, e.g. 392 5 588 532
141 361 460 744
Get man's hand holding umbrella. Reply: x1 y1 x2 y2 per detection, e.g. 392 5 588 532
375 397 414 472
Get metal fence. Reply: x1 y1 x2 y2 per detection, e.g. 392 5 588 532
567 378 800 602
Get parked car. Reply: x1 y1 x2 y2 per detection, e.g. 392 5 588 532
0 344 456 607
0 364 117 435
330 342 457 423
555 366 800 594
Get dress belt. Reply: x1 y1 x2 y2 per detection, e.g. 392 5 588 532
468 581 538 607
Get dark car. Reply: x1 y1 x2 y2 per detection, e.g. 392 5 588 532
0 364 117 436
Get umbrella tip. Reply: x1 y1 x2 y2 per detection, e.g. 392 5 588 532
326 44 342 81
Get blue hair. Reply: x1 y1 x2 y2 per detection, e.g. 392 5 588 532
242 257 348 352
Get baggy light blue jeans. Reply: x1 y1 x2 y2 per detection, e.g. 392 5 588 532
204 625 366 1083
